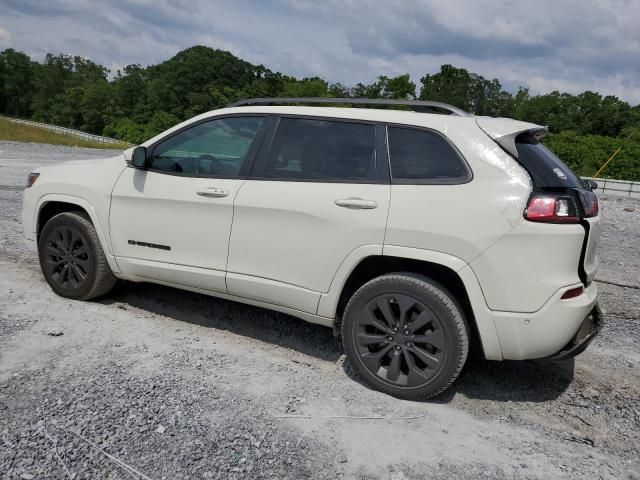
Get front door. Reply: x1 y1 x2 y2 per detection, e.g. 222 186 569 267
110 115 268 292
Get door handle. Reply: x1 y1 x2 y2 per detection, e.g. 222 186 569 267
334 198 378 209
197 187 229 198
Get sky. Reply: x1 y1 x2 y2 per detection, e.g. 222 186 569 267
1 0 639 104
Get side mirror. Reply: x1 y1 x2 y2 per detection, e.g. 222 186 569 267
586 179 598 191
124 146 147 168
126 146 147 169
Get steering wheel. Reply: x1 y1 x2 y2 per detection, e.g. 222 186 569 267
195 154 225 176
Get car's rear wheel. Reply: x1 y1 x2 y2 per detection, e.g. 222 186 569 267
38 211 116 300
342 273 469 400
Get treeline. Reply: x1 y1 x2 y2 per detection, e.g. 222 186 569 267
1 45 639 179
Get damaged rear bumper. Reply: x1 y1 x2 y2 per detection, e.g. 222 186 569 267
546 304 603 361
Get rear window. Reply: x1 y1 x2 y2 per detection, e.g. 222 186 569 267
387 127 470 183
515 138 583 189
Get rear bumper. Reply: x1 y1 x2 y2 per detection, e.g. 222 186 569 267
545 304 603 361
492 282 599 360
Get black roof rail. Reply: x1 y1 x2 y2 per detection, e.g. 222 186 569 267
228 97 470 117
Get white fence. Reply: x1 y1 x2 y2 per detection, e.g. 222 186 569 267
1 115 126 145
582 177 640 199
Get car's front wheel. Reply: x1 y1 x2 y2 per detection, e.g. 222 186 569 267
342 273 469 400
38 211 116 300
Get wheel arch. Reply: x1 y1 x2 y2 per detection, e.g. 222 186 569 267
38 201 87 238
319 246 502 360
35 194 120 274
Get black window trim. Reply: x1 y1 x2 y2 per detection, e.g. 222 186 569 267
248 114 387 185
385 123 473 186
143 113 275 180
137 112 472 185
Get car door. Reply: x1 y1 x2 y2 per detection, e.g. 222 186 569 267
227 116 390 314
110 115 269 293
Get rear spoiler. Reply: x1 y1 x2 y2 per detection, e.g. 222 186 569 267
475 117 548 158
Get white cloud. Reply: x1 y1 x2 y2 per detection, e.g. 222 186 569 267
0 0 639 104
0 26 11 47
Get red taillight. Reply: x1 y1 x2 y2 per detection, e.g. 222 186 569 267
524 194 580 223
579 190 599 217
561 286 584 299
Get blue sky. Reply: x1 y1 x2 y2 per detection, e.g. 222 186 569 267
1 0 639 104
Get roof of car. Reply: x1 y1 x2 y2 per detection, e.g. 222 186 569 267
140 98 546 151
229 97 471 116
218 105 475 124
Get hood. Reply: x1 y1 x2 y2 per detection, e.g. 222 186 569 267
36 154 124 172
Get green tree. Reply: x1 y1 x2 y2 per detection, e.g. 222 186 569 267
419 64 509 115
281 76 328 98
1 45 638 179
0 48 35 116
351 74 416 100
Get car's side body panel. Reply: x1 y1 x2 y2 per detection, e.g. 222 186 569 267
115 257 226 293
383 117 532 263
226 272 321 314
228 181 391 296
116 271 334 328
109 168 244 293
470 221 586 312
29 193 122 274
22 155 127 273
316 244 384 317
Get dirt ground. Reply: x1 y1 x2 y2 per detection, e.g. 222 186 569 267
1 141 639 480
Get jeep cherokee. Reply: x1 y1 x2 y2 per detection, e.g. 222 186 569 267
22 98 602 399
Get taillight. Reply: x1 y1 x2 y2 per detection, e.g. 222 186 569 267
579 190 599 217
524 193 580 223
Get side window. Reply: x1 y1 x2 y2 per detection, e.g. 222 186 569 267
388 127 469 183
262 118 376 181
150 116 264 177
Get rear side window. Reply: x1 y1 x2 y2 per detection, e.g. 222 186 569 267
261 118 376 182
387 127 470 183
515 138 583 188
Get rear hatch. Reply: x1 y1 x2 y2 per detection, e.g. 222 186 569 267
476 117 601 285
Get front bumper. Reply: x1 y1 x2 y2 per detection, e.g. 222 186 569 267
22 188 37 241
546 304 603 361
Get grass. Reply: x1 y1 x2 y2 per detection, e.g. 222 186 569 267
0 117 131 150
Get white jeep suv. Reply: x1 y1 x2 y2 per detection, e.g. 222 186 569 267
22 98 602 399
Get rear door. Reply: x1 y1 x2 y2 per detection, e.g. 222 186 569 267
226 116 390 314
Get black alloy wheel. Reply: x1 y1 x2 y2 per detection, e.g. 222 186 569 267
342 273 469 400
43 225 92 290
38 211 116 300
354 293 446 387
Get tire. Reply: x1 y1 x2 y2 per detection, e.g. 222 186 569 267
38 211 116 301
342 273 469 400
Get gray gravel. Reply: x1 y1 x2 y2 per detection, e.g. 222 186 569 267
1 141 639 479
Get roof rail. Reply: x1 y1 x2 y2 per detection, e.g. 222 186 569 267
228 97 470 117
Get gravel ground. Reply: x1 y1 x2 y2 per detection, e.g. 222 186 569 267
1 140 639 480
